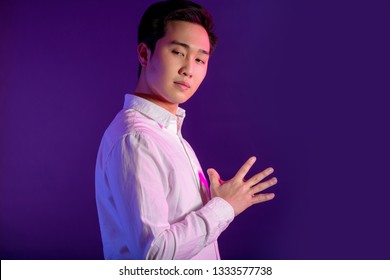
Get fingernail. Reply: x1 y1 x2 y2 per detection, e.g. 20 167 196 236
272 177 278 184
267 168 274 174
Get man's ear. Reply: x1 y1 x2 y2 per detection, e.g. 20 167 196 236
137 43 151 67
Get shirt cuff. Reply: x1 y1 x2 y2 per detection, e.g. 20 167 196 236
193 197 234 248
206 197 235 228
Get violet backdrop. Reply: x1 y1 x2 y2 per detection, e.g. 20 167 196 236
1 0 389 259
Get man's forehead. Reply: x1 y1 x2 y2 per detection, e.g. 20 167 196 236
163 21 210 53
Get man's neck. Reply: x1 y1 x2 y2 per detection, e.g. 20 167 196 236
133 92 178 115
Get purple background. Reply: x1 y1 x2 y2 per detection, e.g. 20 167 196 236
1 0 389 259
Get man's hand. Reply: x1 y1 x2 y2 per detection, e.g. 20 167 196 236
207 156 277 216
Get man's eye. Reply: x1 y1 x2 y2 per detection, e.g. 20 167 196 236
196 58 205 64
172 50 184 57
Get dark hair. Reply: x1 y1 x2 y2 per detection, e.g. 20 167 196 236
137 0 217 76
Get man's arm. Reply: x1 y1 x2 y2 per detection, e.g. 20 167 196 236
104 134 276 259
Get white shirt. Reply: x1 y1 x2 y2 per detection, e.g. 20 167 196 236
95 94 234 259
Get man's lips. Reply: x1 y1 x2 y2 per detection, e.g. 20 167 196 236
174 81 191 89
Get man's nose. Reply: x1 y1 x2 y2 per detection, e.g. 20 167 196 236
179 59 193 78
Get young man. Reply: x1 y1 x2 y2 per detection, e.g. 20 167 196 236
95 0 277 260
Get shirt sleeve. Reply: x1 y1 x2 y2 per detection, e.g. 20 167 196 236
104 132 235 260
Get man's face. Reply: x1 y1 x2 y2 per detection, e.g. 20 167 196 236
142 20 210 113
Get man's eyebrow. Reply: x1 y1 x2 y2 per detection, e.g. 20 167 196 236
171 40 209 55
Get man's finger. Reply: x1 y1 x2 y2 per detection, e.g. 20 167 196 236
207 168 221 187
245 167 274 188
251 193 275 204
234 156 257 181
249 177 278 195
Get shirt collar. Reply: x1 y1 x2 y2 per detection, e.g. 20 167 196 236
124 94 186 134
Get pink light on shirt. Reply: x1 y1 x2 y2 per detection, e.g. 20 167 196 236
198 171 210 197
